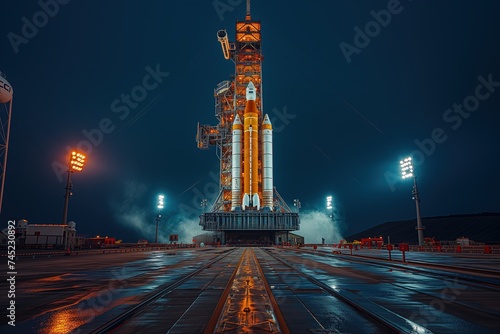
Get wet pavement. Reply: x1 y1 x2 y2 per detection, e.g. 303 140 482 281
256 248 389 333
275 248 500 333
1 248 230 333
1 247 499 333
315 247 500 273
213 248 282 333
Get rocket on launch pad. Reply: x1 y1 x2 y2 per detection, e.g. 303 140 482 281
231 81 273 211
196 0 299 245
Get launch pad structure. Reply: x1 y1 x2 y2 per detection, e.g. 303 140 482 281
196 1 299 245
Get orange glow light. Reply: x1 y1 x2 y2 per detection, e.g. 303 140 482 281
70 151 86 172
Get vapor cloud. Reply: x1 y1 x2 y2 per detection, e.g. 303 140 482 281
112 181 203 243
112 181 152 242
298 210 344 244
112 181 345 245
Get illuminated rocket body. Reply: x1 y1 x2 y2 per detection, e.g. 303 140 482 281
231 81 273 211
242 81 260 210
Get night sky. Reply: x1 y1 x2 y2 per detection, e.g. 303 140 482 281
1 1 499 242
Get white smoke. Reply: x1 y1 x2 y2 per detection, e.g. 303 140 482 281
112 181 153 241
112 181 204 243
168 214 203 243
112 181 345 245
298 210 344 244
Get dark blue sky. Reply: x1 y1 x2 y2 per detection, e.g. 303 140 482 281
1 1 499 241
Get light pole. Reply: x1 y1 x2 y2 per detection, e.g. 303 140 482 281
155 195 164 243
400 157 424 246
61 151 86 250
326 196 334 222
293 199 301 213
200 199 208 213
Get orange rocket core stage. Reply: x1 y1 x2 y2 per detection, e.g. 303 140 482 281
243 99 259 198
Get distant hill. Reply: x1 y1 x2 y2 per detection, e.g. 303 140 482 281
345 213 500 244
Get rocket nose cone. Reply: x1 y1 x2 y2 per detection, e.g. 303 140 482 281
246 81 256 101
262 114 271 124
233 114 242 124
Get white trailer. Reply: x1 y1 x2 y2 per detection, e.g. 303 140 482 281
23 222 76 248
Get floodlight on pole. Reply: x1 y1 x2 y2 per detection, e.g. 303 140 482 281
293 199 301 214
326 196 334 222
155 195 164 243
200 199 208 213
400 157 414 179
158 194 165 210
61 151 86 250
400 156 424 246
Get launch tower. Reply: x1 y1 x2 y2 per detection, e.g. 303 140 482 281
196 1 299 245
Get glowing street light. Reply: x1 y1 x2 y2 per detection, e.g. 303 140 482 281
61 151 86 225
200 199 208 213
61 151 86 250
326 195 333 222
155 195 164 243
399 156 424 246
293 199 301 214
70 151 85 172
400 157 414 179
158 194 165 210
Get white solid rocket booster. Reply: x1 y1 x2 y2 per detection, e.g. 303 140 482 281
231 114 242 211
262 113 273 209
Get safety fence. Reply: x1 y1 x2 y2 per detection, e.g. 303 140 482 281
326 243 500 254
1 244 200 259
